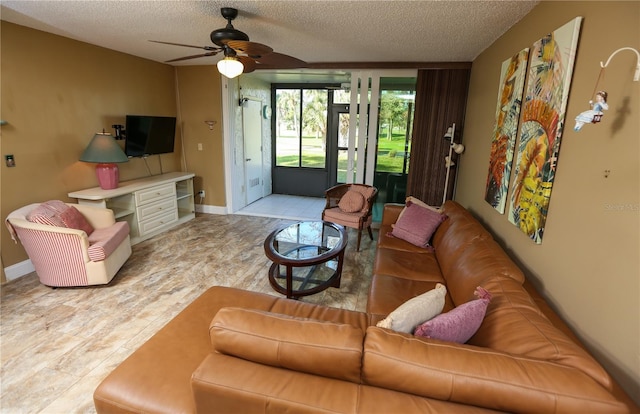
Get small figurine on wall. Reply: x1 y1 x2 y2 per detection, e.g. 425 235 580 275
574 90 608 131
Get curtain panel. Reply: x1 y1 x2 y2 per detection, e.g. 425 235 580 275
407 69 471 205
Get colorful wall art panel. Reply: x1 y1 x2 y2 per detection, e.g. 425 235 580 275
508 17 582 244
485 48 529 213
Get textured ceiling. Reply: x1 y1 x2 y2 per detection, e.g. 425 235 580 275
1 0 538 68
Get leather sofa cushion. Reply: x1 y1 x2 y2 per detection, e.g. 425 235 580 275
94 286 367 414
193 350 499 414
470 276 614 390
362 327 627 413
367 276 455 325
210 307 364 383
193 352 363 414
373 247 443 282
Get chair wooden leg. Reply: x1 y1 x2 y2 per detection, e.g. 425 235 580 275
367 226 373 240
356 229 363 251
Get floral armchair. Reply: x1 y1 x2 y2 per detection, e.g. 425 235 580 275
5 201 131 287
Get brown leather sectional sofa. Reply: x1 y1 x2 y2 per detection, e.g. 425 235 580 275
94 201 638 413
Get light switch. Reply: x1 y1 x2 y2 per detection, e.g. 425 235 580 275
198 143 203 151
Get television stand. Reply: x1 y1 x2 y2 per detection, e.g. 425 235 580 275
68 172 195 245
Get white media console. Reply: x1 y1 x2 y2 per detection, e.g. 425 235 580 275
68 172 195 245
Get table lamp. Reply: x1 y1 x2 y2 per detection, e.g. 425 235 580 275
80 132 129 190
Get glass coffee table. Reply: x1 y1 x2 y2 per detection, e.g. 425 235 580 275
264 221 348 299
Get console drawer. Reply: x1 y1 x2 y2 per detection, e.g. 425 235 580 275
137 197 178 221
138 210 178 236
135 183 176 206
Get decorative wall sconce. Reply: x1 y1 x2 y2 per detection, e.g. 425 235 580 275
574 47 639 132
204 120 217 130
112 124 125 140
443 123 465 205
602 47 640 82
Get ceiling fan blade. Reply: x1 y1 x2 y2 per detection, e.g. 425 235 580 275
150 40 219 52
226 40 273 58
165 51 219 63
237 56 257 73
254 52 307 69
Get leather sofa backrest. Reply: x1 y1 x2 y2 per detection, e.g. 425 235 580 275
433 201 493 277
441 237 525 304
362 327 626 413
469 276 614 390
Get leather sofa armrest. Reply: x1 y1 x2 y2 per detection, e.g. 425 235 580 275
210 307 364 383
381 203 404 226
362 327 627 413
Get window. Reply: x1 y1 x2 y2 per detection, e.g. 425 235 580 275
275 88 328 169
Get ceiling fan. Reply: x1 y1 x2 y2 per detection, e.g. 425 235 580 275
150 7 307 78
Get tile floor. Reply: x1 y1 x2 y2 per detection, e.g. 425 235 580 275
235 194 325 221
0 198 376 413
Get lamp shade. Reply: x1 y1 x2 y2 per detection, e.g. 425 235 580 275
80 132 129 163
217 57 244 79
80 132 128 190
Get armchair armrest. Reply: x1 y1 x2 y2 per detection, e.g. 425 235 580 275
7 217 92 263
7 217 90 243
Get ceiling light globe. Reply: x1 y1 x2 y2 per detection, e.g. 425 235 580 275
217 57 244 79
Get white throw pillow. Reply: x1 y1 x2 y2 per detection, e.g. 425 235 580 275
376 283 447 333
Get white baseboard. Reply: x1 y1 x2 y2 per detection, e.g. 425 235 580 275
196 204 227 215
4 259 35 281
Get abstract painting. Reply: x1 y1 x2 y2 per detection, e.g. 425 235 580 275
485 48 529 213
508 17 582 244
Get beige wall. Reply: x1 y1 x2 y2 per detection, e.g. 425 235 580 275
175 66 225 207
1 22 181 280
458 1 639 400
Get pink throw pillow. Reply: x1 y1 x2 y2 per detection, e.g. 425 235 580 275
26 202 67 227
414 286 492 343
391 201 446 247
338 190 365 213
60 206 94 235
26 200 94 235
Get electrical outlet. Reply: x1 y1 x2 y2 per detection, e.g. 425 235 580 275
197 190 205 198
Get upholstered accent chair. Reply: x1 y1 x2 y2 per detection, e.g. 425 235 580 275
6 201 131 287
322 184 378 251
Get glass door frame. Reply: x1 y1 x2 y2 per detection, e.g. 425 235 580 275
345 70 417 186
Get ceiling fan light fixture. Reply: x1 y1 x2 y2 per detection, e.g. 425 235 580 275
217 56 244 78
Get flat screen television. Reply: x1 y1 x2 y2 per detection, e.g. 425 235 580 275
125 115 177 157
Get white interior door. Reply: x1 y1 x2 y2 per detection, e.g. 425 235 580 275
242 97 263 205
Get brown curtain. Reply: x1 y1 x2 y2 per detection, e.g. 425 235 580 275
406 69 471 205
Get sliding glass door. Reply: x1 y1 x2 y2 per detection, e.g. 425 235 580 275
270 72 416 204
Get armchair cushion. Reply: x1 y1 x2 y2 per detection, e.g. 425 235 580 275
87 221 130 261
338 190 365 213
26 200 94 235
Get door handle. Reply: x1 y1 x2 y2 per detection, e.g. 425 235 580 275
246 158 252 161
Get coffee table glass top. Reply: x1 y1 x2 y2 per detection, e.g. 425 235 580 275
264 221 347 298
269 221 343 261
